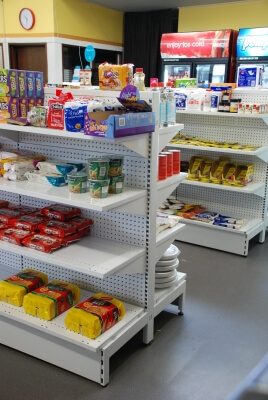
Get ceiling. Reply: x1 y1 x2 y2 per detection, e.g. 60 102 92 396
83 0 252 12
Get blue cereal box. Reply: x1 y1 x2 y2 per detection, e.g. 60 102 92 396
26 71 36 97
35 72 44 98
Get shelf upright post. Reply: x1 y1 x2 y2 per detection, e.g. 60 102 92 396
142 90 160 344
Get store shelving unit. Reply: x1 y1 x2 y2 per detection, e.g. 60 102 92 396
167 89 268 256
0 89 186 385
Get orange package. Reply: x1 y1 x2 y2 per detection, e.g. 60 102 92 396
98 63 133 90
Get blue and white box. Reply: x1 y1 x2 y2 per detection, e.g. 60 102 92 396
237 65 263 88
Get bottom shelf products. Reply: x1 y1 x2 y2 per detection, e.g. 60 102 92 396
0 268 48 306
65 292 125 339
23 280 81 320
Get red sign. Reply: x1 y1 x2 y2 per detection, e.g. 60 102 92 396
160 30 232 59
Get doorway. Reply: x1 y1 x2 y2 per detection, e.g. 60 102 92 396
9 44 48 84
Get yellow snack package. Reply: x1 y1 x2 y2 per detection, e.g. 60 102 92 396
23 280 81 320
0 268 48 306
65 292 125 339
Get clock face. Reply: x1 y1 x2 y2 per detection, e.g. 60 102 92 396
19 8 35 30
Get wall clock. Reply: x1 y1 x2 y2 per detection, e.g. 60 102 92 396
19 8 35 30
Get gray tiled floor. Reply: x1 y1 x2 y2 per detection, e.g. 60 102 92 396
1 237 268 400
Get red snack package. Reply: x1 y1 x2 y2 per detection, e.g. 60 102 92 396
67 216 94 231
0 208 24 224
22 234 62 253
10 205 37 214
0 228 32 245
47 91 73 130
9 215 44 232
38 220 77 238
41 204 81 221
61 226 91 246
0 200 9 209
0 223 9 230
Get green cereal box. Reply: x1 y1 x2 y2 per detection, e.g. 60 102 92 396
0 97 10 121
18 70 27 97
0 69 19 97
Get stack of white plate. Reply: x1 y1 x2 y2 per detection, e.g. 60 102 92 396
155 244 180 289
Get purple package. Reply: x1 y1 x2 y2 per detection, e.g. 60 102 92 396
28 97 35 111
19 97 28 118
26 71 36 97
8 97 20 118
35 72 44 98
35 97 44 107
18 70 27 97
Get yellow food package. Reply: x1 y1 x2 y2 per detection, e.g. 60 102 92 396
98 63 133 90
65 292 125 339
0 268 48 306
23 280 81 320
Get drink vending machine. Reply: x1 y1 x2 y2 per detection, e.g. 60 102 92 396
160 30 238 88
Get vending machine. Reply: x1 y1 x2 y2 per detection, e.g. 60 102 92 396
160 30 238 88
236 27 268 70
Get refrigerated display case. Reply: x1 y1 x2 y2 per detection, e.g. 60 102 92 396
160 30 238 88
236 27 268 73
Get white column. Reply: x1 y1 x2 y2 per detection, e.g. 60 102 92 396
46 39 62 84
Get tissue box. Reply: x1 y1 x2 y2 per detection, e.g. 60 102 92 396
84 110 155 138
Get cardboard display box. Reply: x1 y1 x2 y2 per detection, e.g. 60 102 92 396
84 110 155 138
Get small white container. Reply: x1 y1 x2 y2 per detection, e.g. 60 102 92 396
210 92 222 112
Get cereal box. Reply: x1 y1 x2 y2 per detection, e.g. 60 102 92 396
19 97 28 118
26 71 36 97
8 97 20 119
0 69 19 97
98 63 133 90
0 97 10 121
18 70 27 97
35 72 44 98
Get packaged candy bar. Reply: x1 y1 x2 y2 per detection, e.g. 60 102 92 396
9 215 44 232
67 216 94 231
0 200 9 208
0 268 48 306
65 292 125 339
22 234 62 253
23 280 81 320
0 228 32 245
0 208 25 224
10 205 37 214
41 204 81 221
61 226 91 246
38 220 77 238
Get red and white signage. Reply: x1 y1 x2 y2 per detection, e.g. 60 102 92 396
160 30 232 59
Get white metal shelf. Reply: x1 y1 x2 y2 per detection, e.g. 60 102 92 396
0 289 145 353
157 172 188 207
154 272 186 317
0 236 146 279
167 144 268 162
180 217 263 237
182 179 265 198
159 124 184 152
0 178 147 215
176 109 266 118
0 122 150 158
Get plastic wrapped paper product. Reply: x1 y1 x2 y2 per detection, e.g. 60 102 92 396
24 170 67 187
0 268 48 306
65 292 125 339
23 280 81 320
36 161 77 176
